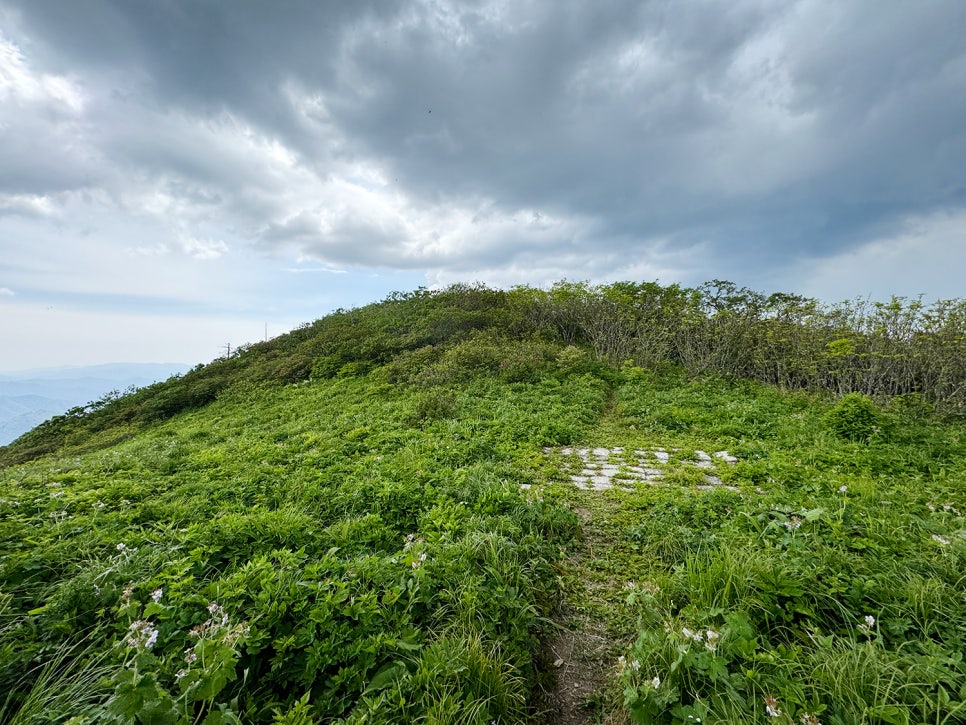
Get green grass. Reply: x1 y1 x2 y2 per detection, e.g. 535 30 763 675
0 352 963 723
0 369 607 722
539 372 965 725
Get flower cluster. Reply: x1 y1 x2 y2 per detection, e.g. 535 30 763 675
175 647 199 681
208 601 229 625
404 534 429 569
857 614 875 636
616 655 641 672
189 602 250 646
929 501 961 514
191 602 228 637
625 580 660 595
681 626 720 652
125 620 159 650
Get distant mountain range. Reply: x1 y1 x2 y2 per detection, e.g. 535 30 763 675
0 363 191 446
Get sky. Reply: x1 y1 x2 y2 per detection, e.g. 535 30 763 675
1 0 965 372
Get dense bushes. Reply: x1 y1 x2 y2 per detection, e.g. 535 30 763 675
3 280 964 467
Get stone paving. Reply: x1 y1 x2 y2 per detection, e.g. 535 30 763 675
531 446 739 491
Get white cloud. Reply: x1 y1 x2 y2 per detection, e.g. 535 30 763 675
789 209 966 302
0 193 57 216
0 0 963 370
0 287 14 296
180 235 229 261
0 32 84 111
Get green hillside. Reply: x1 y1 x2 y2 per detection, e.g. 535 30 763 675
1 282 964 724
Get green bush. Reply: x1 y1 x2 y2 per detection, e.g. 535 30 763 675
826 393 886 441
409 390 457 424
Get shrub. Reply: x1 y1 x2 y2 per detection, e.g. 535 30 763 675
409 391 457 424
826 393 886 441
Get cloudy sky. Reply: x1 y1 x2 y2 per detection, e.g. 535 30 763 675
1 0 965 371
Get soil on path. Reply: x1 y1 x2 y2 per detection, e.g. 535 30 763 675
536 501 633 725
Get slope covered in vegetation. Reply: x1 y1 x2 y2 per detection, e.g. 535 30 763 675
4 281 964 467
0 282 964 723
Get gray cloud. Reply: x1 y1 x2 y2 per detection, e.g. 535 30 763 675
2 0 964 296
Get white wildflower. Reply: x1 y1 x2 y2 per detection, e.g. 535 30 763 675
125 620 159 650
207 602 229 625
116 543 128 552
151 588 163 603
764 695 781 717
704 629 720 651
650 676 661 689
864 615 875 628
931 534 951 545
837 485 848 494
681 627 703 642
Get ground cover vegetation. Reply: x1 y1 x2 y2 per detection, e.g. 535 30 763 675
0 281 963 723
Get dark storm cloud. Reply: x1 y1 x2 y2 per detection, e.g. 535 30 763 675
3 0 965 287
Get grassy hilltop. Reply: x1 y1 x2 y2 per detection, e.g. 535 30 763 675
0 282 964 724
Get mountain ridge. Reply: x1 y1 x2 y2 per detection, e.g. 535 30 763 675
0 281 963 723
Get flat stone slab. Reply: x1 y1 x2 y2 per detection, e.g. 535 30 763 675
539 445 738 492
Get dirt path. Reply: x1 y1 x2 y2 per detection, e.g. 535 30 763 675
536 498 633 725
